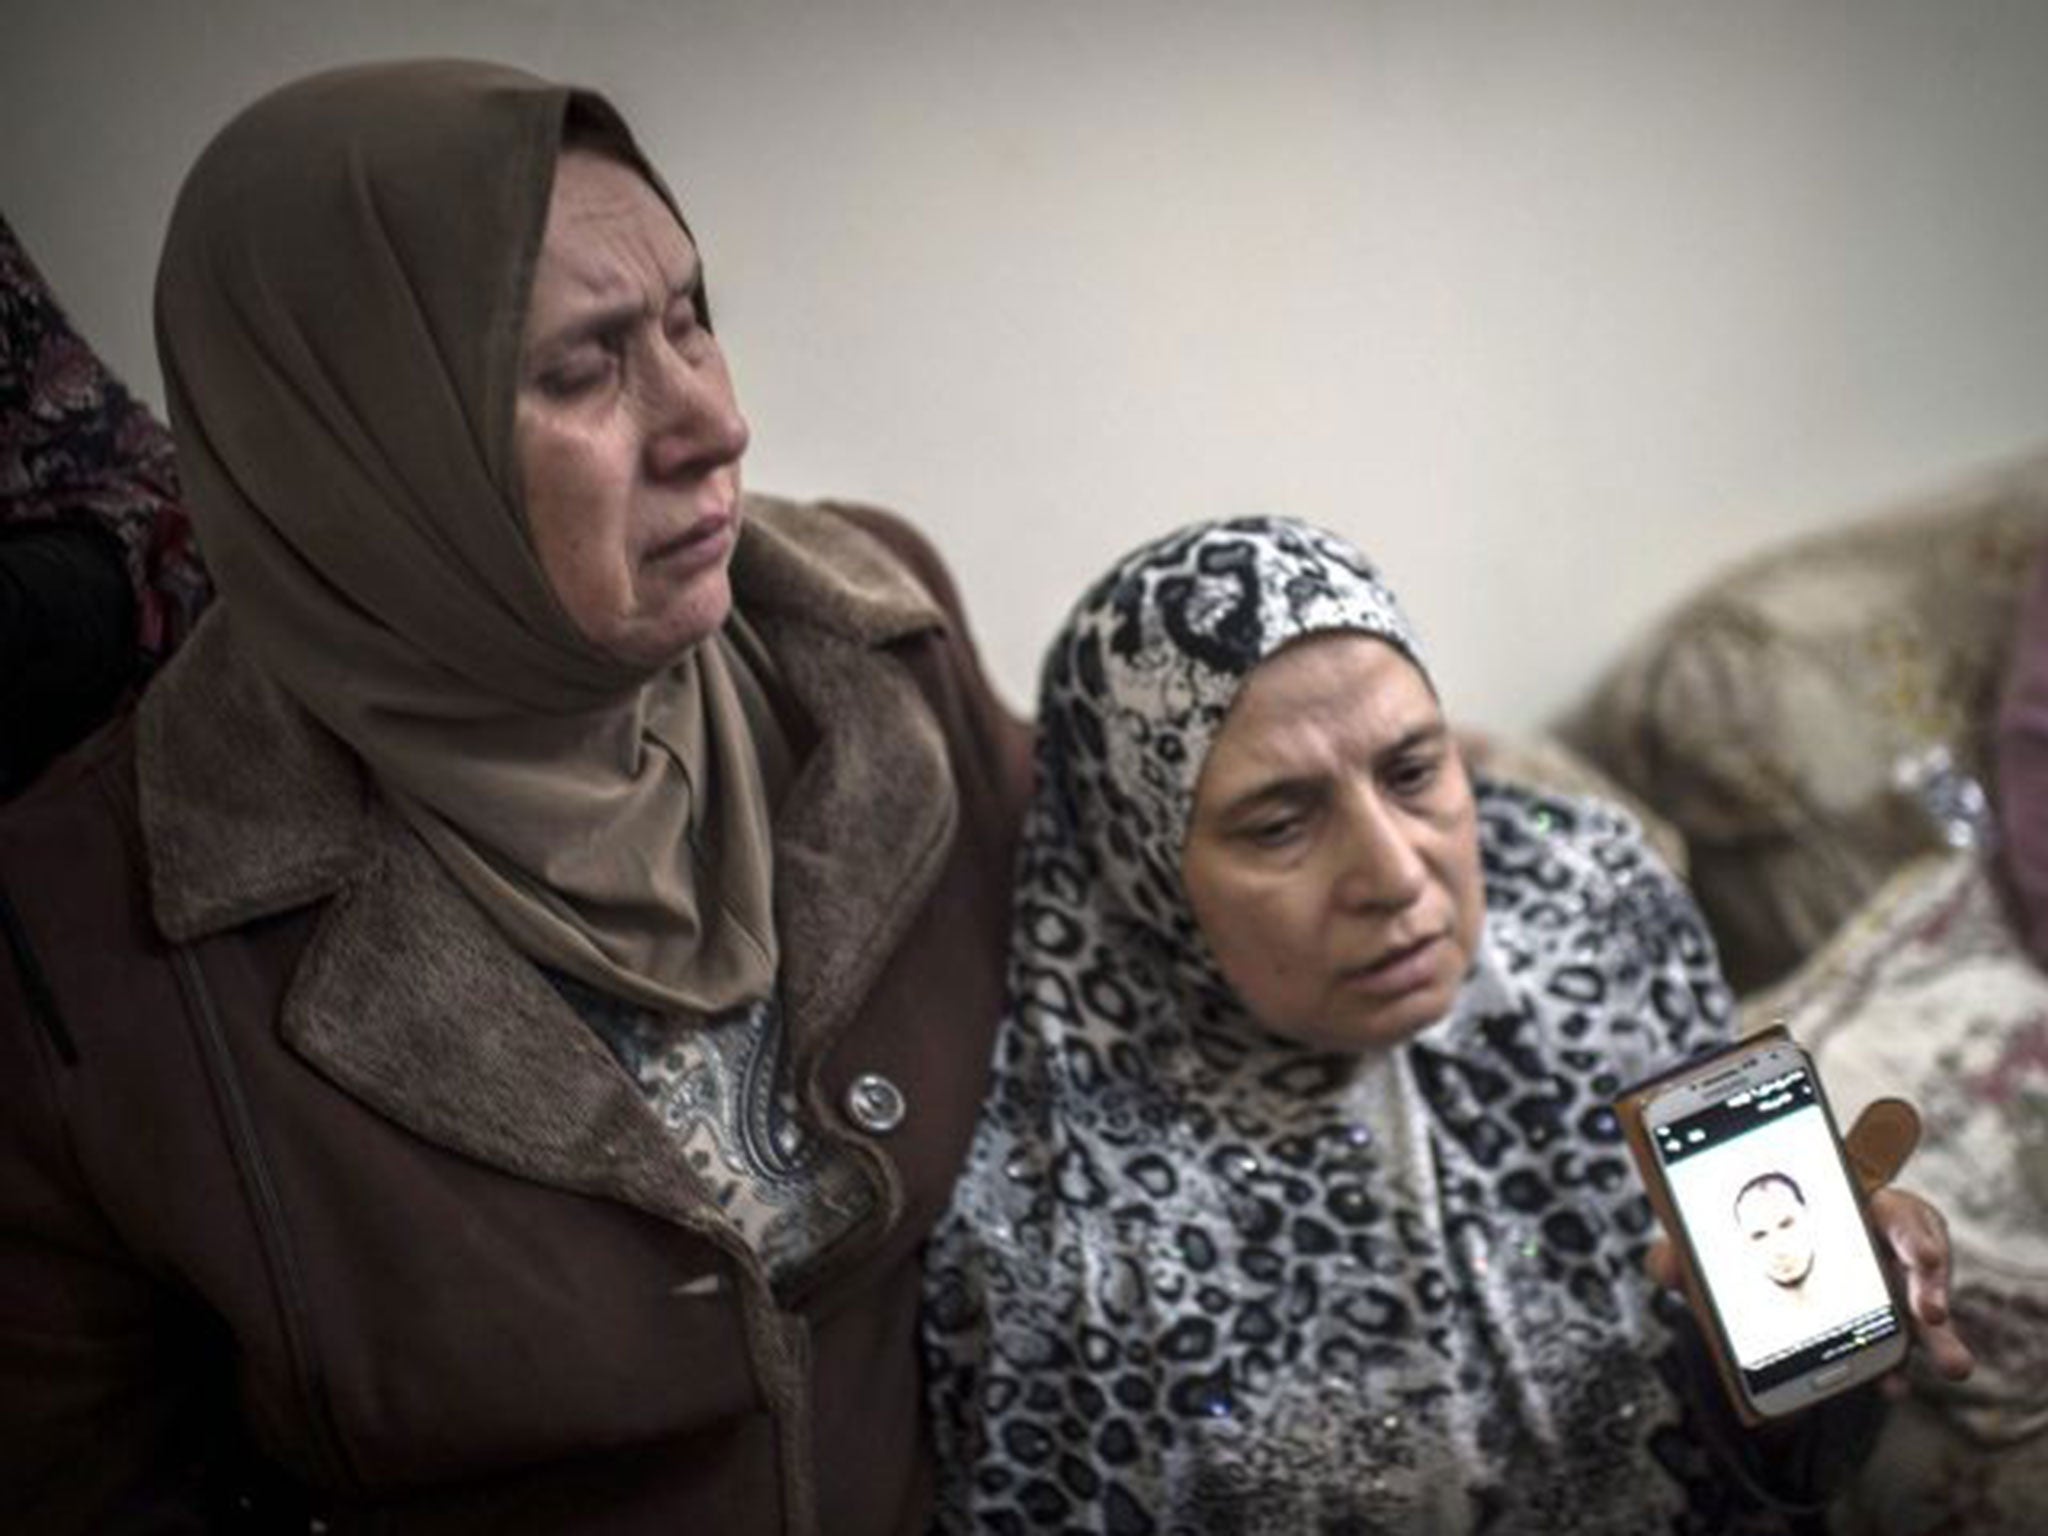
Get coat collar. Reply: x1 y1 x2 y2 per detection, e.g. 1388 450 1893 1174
135 495 956 1231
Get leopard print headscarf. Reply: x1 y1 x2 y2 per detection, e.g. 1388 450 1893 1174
924 517 1789 1534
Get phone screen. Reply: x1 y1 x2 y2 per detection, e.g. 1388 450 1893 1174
1650 1059 1903 1402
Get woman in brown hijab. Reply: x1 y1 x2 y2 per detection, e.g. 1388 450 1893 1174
0 61 1029 1534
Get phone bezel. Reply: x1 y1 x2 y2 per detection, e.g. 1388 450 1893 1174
1630 1033 1909 1421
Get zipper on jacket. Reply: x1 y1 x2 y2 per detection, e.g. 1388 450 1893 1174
172 943 361 1497
0 879 79 1065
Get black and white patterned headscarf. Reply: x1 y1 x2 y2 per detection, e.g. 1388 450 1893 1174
924 517 1782 1533
1031 515 1423 1002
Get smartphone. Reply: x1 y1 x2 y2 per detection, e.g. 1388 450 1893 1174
1616 1030 1908 1422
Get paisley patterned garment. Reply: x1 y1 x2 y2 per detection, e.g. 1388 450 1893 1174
551 973 873 1287
1 213 210 666
922 517 1793 1533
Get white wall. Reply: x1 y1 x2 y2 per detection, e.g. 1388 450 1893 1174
6 0 2048 730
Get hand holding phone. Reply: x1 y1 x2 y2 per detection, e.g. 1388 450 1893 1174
1617 1031 1909 1422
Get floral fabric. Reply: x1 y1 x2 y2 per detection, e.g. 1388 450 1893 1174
1 212 209 666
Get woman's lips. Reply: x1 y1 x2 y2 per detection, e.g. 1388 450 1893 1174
645 508 734 572
1341 933 1447 999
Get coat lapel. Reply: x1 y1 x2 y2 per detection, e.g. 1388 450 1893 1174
140 613 721 1233
281 821 723 1228
736 499 960 1066
136 496 961 1228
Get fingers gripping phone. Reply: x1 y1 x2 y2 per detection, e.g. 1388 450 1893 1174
1616 1030 1908 1422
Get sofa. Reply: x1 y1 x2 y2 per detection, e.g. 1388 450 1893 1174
1558 446 2048 1535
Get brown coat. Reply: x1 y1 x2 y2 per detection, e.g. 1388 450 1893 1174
0 498 1032 1534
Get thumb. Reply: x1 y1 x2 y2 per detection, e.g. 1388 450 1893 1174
1843 1097 1921 1195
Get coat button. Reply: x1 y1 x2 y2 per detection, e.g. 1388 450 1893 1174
844 1072 907 1135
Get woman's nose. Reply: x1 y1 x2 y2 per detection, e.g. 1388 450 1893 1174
643 341 749 479
1331 793 1427 911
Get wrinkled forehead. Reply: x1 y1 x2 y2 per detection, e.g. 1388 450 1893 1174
1049 516 1427 849
526 150 703 332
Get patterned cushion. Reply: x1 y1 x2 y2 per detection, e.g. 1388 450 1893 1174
1742 854 2048 1535
1566 452 2048 991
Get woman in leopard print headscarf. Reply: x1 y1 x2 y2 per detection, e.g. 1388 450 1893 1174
922 515 1963 1534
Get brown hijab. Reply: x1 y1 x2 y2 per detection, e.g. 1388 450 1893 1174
153 59 780 1014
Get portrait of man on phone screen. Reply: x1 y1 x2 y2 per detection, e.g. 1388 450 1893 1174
1736 1170 1819 1296
1716 1154 1891 1369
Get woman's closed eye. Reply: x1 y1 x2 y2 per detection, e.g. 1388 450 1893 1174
534 341 620 400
